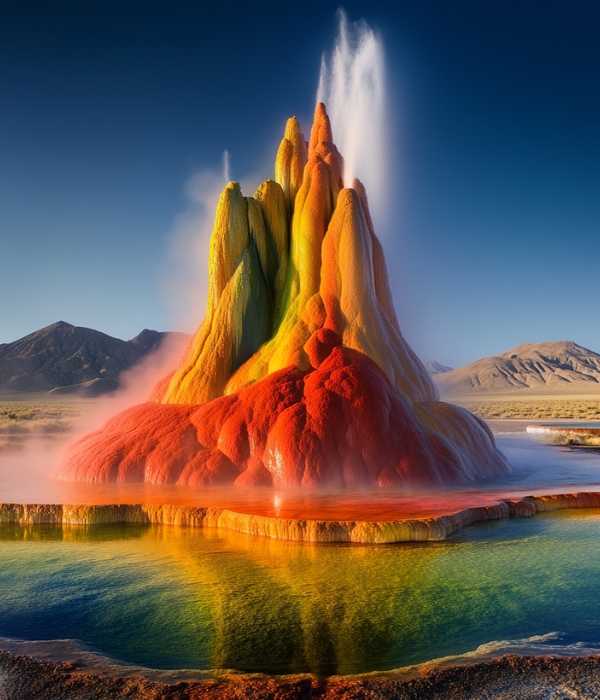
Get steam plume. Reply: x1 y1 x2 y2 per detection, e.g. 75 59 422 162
164 152 231 331
317 9 387 222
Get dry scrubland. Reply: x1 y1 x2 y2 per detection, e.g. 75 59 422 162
452 396 600 421
0 398 95 450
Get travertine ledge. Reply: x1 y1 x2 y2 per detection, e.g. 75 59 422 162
1 492 600 543
527 425 600 445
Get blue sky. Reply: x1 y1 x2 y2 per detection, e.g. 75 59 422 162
1 0 599 368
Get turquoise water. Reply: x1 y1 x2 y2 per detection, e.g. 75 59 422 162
2 512 600 676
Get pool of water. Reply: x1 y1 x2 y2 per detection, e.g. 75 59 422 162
2 510 600 676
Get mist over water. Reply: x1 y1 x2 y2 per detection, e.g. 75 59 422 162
317 9 387 225
3 424 600 519
0 332 191 503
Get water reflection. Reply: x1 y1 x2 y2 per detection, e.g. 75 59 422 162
2 514 600 675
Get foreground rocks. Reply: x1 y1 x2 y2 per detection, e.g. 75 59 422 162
2 650 600 699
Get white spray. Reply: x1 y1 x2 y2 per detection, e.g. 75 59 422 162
222 149 231 184
317 9 387 225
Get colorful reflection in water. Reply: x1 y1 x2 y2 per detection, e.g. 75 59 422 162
1 510 600 675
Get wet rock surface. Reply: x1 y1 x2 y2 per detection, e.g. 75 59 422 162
3 492 600 542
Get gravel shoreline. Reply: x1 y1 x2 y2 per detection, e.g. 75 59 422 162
2 650 600 699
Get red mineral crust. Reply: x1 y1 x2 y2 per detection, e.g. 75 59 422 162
56 105 510 487
58 329 508 487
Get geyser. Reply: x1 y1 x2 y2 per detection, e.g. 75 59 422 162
56 104 510 488
317 9 386 204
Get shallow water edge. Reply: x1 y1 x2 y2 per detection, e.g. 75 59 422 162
2 491 600 543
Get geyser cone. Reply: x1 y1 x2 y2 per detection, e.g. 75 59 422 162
57 104 511 488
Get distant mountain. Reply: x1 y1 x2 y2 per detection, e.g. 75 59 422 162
435 341 600 396
426 361 453 376
127 329 172 354
0 321 189 396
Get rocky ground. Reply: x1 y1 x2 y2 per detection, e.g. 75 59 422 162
2 650 600 699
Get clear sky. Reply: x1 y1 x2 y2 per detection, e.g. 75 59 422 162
1 0 599 368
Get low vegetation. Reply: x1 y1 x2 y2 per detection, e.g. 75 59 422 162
3 396 599 453
453 398 600 421
0 400 95 451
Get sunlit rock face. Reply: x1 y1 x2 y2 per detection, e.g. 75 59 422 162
57 104 510 488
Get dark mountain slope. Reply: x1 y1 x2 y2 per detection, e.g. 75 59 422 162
0 321 188 395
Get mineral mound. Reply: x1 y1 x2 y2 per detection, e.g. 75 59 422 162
57 104 510 488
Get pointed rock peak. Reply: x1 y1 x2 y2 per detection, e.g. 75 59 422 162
283 116 303 141
58 105 511 490
129 329 162 346
255 178 277 199
275 116 308 212
350 178 374 231
207 181 250 315
350 177 365 196
308 102 334 158
216 181 247 220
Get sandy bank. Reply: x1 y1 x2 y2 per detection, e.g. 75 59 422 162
2 649 600 699
2 492 600 543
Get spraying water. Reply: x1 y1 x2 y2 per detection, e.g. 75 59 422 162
317 9 387 221
222 149 231 184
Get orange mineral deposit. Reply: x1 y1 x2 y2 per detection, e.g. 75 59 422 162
57 104 510 488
